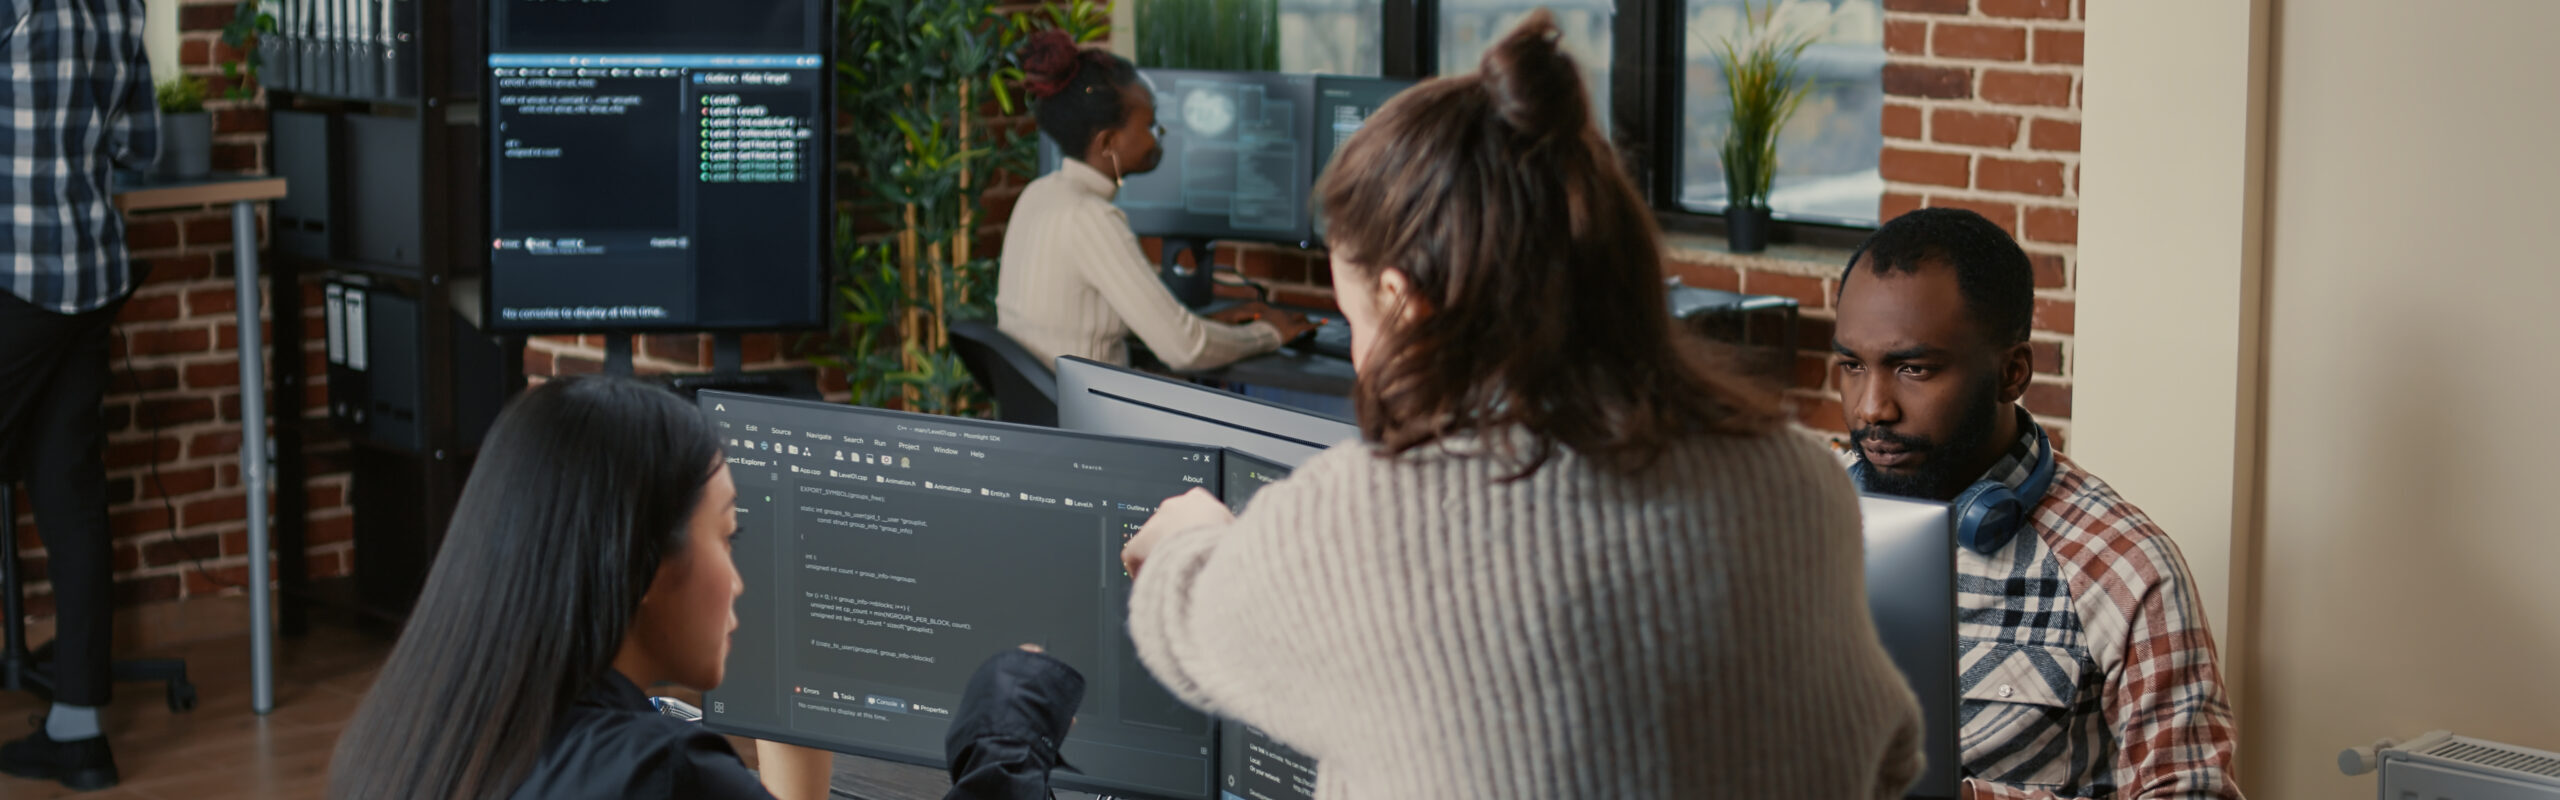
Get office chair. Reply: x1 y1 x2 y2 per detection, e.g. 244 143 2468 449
0 485 198 713
947 321 1059 427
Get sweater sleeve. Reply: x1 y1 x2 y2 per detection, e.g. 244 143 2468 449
1123 451 1338 725
1066 205 1282 370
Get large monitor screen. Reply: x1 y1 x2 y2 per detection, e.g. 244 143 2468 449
1308 76 1417 247
484 0 829 332
1040 70 1316 244
699 391 1223 799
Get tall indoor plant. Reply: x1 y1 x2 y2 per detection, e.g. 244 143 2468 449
821 0 1109 414
1710 0 1823 253
1133 0 1278 70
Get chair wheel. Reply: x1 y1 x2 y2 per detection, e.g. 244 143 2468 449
166 683 197 713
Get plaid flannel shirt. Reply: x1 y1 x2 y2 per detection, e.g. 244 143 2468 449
1957 414 2243 800
3 0 158 314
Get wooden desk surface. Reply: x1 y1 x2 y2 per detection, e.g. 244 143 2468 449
112 173 288 212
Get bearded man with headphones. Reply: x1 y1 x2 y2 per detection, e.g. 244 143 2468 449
1831 208 2243 800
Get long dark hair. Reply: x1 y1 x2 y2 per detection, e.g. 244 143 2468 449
327 376 723 800
1021 31 1144 162
1315 10 1782 476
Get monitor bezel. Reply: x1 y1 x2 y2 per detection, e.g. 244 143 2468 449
694 389 1225 800
480 3 837 335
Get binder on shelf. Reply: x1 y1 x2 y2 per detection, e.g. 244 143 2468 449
294 0 317 95
382 0 412 100
327 0 349 98
257 1 291 93
349 0 375 98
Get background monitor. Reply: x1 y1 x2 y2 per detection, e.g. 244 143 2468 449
484 0 830 332
1859 495 1961 800
1056 356 1358 466
1039 70 1318 244
1308 76 1418 247
698 391 1225 799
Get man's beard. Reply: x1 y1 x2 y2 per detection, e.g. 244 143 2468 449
1853 377 2005 501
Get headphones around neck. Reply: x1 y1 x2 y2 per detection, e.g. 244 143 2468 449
1852 423 2058 555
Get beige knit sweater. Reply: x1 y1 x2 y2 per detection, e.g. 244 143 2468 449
995 159 1281 372
1129 428 1925 799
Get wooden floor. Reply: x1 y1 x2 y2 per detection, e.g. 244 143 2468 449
0 623 391 800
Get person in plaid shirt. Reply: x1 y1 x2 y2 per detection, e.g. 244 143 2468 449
1830 208 2243 800
1 0 158 790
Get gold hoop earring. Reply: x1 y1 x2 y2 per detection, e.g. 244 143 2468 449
1109 153 1124 188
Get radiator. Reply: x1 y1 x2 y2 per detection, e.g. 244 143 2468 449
2342 731 2560 800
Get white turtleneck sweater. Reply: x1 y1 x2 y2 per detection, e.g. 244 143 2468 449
995 158 1281 372
1128 428 1926 799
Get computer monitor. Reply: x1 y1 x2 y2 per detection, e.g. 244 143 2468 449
1212 449 1323 800
1039 70 1318 243
484 0 831 332
697 390 1227 800
1055 356 1358 466
1308 76 1418 247
1859 495 1961 800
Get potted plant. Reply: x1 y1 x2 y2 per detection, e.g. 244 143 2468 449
819 0 1110 414
1709 0 1823 253
154 74 213 179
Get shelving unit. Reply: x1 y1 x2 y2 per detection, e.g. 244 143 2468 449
262 0 521 630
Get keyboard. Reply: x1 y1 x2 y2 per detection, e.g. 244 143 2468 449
1292 311 1354 360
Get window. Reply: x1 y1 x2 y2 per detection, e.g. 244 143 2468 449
1677 0 1885 226
1280 0 1385 76
1438 0 1615 133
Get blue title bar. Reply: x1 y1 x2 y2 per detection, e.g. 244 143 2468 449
488 53 823 69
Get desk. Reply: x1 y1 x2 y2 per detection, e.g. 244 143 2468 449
1191 348 1358 398
1163 300 1360 402
831 751 1110 800
112 173 289 715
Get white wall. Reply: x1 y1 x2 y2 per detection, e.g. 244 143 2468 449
2076 0 2270 659
2250 1 2560 796
144 0 183 84
2081 1 2560 797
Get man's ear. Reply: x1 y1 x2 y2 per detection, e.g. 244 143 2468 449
1997 340 2035 405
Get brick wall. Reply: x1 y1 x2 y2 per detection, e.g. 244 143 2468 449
6 0 357 627
1874 0 2083 443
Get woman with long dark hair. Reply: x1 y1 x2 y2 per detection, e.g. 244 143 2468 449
994 32 1315 372
1117 12 1925 798
327 376 1086 800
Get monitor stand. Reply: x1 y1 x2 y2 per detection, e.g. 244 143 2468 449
597 333 823 401
1159 237 1219 309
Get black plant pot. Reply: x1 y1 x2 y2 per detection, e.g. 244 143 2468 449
1726 205 1773 253
157 112 213 179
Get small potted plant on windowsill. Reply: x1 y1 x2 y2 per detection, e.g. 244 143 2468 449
155 74 213 179
1711 0 1822 253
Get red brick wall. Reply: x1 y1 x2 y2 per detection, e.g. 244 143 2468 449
1872 0 2082 443
6 0 356 625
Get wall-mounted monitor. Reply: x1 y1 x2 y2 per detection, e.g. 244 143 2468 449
483 0 831 332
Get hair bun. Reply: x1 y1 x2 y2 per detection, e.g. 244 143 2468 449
1021 31 1083 100
1478 9 1589 140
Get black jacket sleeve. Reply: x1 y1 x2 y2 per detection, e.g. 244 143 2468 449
941 650 1087 800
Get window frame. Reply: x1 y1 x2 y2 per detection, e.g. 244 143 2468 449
1384 0 1880 247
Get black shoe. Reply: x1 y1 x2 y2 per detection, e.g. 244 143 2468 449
0 720 118 791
